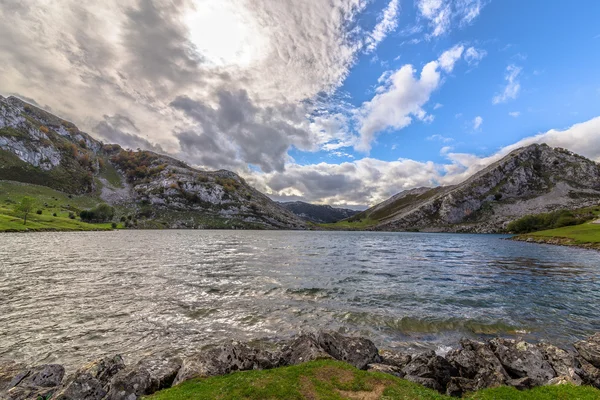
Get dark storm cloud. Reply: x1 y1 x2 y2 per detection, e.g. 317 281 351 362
122 0 202 87
94 114 164 152
170 91 313 173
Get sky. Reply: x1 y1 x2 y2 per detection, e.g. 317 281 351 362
1 0 600 208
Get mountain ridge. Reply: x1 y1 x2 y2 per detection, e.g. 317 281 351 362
0 95 305 229
350 143 600 233
278 201 360 223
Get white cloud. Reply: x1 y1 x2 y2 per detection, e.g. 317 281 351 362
440 145 453 155
254 116 600 206
365 0 401 53
433 103 443 109
508 111 520 117
438 45 465 72
417 0 484 38
356 45 465 151
472 115 483 130
0 0 400 173
493 65 522 104
464 46 487 66
427 134 454 143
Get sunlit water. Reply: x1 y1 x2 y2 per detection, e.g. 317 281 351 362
1 230 600 371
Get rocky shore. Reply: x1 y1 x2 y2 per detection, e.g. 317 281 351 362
2 331 600 399
511 235 600 251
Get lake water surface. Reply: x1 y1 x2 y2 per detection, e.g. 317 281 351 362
1 230 600 370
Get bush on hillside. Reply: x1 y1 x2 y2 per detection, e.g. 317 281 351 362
507 209 591 234
80 203 115 223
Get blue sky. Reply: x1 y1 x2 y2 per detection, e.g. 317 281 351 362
2 0 600 207
293 0 600 168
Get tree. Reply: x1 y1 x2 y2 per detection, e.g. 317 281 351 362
15 197 35 225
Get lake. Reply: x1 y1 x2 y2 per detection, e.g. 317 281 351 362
1 230 599 370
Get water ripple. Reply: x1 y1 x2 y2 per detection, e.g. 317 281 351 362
1 230 600 371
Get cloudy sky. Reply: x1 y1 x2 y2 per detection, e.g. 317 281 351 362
1 0 600 208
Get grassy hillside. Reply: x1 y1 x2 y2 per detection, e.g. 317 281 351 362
0 180 117 232
516 222 600 247
145 360 600 400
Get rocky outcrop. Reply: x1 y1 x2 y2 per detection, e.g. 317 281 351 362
0 95 306 230
3 332 600 399
353 144 600 233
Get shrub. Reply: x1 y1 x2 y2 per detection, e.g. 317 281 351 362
68 212 76 219
80 203 115 223
53 213 57 217
111 222 117 229
507 209 590 234
36 209 42 215
120 216 126 222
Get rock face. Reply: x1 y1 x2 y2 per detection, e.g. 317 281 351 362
2 332 600 399
0 95 305 230
352 144 600 233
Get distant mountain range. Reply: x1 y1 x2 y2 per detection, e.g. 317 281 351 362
0 95 305 229
3 94 600 233
278 201 360 223
350 143 600 233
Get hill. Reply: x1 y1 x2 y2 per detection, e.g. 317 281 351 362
279 201 360 223
0 95 305 230
346 144 600 233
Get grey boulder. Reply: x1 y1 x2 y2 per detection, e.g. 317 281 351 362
403 351 457 392
106 356 182 400
279 334 332 367
489 338 555 386
173 343 276 386
3 364 65 400
574 333 600 369
316 331 380 370
53 355 125 400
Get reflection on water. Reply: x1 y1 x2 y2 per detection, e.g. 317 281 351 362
1 230 600 370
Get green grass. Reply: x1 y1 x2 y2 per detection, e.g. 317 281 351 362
0 206 115 232
145 360 446 400
319 218 379 230
469 385 600 399
0 180 118 232
144 360 600 400
98 158 124 188
524 222 600 244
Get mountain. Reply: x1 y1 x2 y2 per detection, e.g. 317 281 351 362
0 95 305 229
278 201 360 223
350 144 600 233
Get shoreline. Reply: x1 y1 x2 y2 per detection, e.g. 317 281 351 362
511 234 600 251
3 331 600 399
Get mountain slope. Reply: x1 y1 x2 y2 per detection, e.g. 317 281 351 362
351 144 600 233
0 95 305 229
279 201 360 223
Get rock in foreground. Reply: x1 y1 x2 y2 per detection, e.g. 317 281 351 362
3 331 600 399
